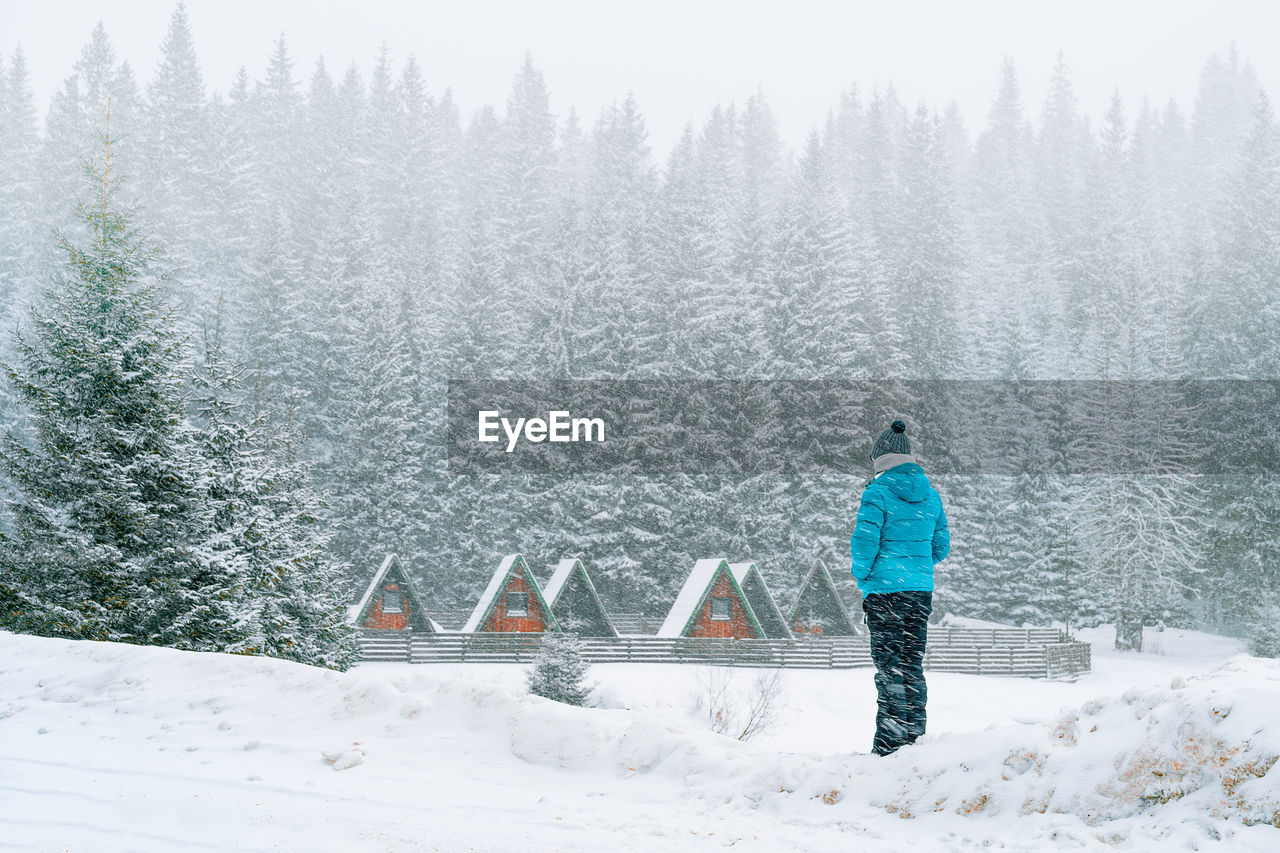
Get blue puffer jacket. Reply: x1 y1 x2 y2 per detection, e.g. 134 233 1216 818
850 462 949 594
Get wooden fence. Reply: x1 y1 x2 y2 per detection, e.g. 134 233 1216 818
357 628 1091 680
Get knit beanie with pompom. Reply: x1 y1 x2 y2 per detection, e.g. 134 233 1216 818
870 420 910 460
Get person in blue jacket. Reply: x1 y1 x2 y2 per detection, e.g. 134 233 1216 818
851 419 949 755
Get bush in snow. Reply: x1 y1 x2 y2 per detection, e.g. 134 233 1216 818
691 667 787 742
526 632 593 706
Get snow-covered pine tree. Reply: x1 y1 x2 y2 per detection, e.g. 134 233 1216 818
365 45 406 251
767 129 860 378
257 402 360 666
652 123 716 377
36 25 138 295
249 35 303 225
241 385 360 671
182 315 262 652
686 103 748 378
499 54 559 336
138 2 214 325
0 48 41 452
328 247 431 580
1188 46 1261 215
526 632 592 706
893 103 963 380
392 54 442 269
204 67 260 348
1033 54 1091 368
542 106 592 377
967 58 1039 379
192 305 358 669
582 92 657 377
727 91 784 376
1214 94 1280 377
1249 603 1280 658
1196 98 1280 633
1069 94 1206 649
850 87 914 379
756 132 871 587
0 126 216 646
447 104 505 381
1181 48 1263 373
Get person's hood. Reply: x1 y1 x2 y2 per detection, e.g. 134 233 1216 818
875 462 931 502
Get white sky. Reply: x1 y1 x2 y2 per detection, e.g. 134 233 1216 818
3 0 1278 157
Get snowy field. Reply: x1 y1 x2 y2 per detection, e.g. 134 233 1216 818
1 627 1277 852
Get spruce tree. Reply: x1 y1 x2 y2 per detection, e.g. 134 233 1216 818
1069 95 1206 648
140 2 214 323
1249 603 1280 659
190 314 357 669
1197 99 1280 632
0 48 41 448
1035 53 1090 360
238 392 359 671
1 126 213 645
526 632 592 706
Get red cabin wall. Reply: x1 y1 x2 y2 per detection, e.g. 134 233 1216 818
686 573 759 639
361 582 411 630
482 569 550 632
792 619 824 636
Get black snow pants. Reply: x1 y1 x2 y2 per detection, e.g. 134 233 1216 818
862 591 932 756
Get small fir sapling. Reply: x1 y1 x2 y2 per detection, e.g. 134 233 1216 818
526 632 593 706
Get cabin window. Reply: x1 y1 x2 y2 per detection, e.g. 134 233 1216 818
506 592 529 616
710 597 731 620
381 591 403 614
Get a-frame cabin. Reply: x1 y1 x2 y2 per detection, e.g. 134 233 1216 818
788 560 860 636
544 558 617 637
728 562 793 639
349 554 438 632
657 558 765 639
462 553 559 633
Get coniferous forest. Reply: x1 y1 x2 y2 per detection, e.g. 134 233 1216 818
2 6 1278 653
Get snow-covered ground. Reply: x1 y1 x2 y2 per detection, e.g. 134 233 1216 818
1 626 1277 852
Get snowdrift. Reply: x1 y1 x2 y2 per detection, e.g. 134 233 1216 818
0 631 1276 851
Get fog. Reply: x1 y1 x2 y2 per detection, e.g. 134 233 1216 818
5 0 1280 155
2 0 1278 649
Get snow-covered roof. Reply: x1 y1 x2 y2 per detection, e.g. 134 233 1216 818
788 560 860 635
462 554 558 633
729 561 792 638
349 553 436 631
542 557 617 637
462 554 520 633
658 558 731 638
543 558 581 605
726 562 754 585
349 554 397 625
